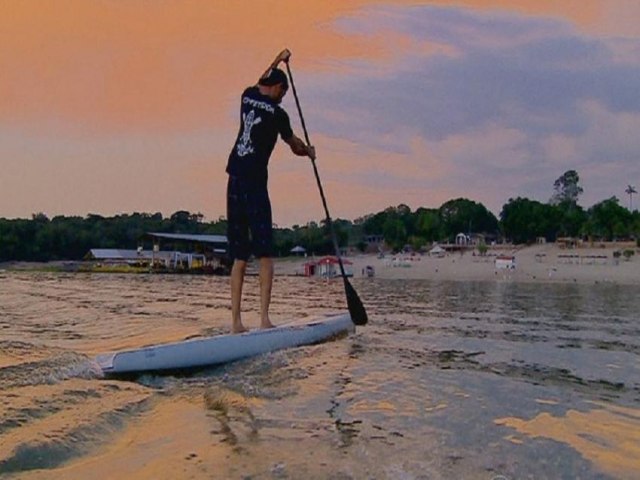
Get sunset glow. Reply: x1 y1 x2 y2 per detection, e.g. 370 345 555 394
2 1 639 225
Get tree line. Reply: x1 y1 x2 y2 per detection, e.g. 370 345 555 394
0 211 224 262
1 170 638 262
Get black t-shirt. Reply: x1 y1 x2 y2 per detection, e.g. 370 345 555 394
226 86 293 184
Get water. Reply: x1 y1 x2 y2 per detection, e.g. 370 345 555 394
0 271 639 479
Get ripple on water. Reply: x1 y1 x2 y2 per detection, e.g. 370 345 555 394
0 377 153 475
0 272 639 478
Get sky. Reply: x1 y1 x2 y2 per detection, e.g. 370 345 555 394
1 0 639 226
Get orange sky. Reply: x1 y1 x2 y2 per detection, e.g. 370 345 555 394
1 0 629 132
1 1 638 224
1 1 384 132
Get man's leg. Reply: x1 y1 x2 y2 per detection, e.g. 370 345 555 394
247 185 274 330
227 175 250 333
259 256 274 329
231 259 248 333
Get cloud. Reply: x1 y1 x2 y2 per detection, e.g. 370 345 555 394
314 5 640 138
2 2 639 223
299 4 640 212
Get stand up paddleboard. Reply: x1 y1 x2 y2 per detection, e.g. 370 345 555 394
96 313 354 374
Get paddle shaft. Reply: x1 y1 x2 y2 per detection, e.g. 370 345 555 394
284 61 367 326
284 62 348 279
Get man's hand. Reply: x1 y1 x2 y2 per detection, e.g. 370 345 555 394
285 134 315 159
261 49 292 84
306 145 316 161
270 49 291 69
277 49 291 64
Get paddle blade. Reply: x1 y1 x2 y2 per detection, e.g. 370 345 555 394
344 278 368 326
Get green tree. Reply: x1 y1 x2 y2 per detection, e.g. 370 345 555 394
332 219 352 249
407 235 427 252
500 197 559 244
625 185 637 210
584 197 632 240
361 205 413 251
439 198 498 241
382 215 407 251
414 207 442 242
554 202 587 238
551 170 583 206
169 210 204 232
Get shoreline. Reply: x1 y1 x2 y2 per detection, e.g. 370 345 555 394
275 243 639 286
2 243 638 286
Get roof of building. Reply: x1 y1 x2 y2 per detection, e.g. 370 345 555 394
89 249 208 261
147 232 227 244
315 256 353 265
89 249 173 260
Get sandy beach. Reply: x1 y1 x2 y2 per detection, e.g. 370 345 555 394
275 243 640 285
2 243 637 287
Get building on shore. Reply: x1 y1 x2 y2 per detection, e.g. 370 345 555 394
86 232 230 274
495 255 516 270
302 256 354 278
86 248 208 270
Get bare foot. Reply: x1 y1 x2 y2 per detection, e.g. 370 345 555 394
260 320 275 329
231 323 248 334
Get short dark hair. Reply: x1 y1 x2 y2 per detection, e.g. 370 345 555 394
258 68 288 90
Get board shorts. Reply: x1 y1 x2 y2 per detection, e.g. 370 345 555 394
226 175 273 261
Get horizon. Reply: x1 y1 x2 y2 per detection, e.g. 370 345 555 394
2 1 639 226
1 187 632 229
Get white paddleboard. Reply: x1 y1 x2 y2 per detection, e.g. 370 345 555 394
96 313 354 374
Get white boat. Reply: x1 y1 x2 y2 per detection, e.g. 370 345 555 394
96 313 354 374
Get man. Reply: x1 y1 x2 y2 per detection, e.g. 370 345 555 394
226 49 315 333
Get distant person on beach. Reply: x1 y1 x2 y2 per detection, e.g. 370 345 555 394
225 48 316 333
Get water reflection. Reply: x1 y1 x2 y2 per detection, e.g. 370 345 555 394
0 273 638 478
496 402 640 479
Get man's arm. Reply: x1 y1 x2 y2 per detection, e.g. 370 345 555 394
285 134 316 160
259 49 291 83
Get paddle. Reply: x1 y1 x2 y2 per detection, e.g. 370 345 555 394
284 61 368 326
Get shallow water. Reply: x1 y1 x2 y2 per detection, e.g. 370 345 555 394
0 271 639 479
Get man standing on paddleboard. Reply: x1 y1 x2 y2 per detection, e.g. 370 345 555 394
226 49 315 333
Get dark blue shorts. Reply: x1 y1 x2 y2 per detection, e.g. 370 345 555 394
226 176 273 261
